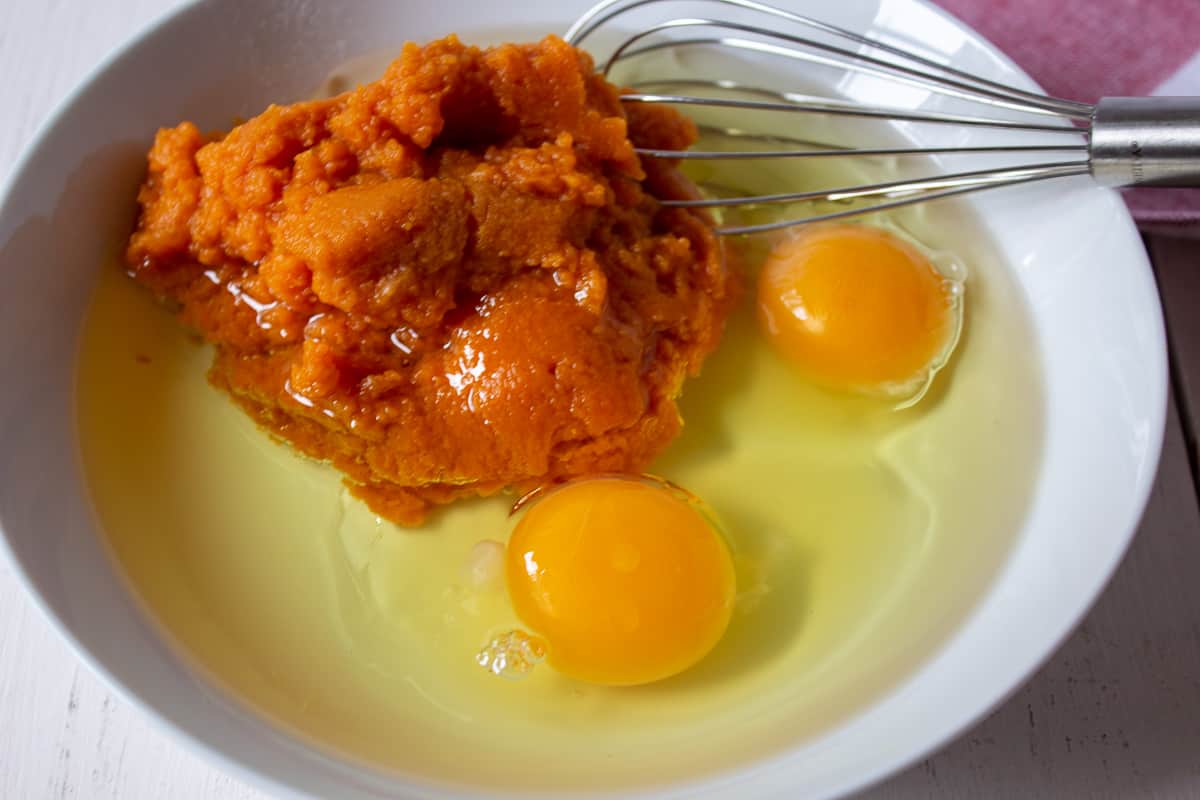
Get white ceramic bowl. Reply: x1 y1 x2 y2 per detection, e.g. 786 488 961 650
0 0 1166 797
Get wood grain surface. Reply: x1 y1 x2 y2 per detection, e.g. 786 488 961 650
2 1 1198 797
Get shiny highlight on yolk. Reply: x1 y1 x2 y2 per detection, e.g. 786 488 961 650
757 224 961 401
505 477 735 686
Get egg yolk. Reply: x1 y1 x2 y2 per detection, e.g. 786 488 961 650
506 477 735 686
757 224 959 398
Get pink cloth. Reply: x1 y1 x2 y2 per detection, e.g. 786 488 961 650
936 0 1200 228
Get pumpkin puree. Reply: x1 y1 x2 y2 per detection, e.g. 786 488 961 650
126 35 733 524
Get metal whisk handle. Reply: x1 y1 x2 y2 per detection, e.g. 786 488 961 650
1090 97 1200 188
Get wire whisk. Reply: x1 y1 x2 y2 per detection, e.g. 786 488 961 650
566 0 1200 234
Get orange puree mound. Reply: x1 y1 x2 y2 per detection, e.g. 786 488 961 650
125 35 733 525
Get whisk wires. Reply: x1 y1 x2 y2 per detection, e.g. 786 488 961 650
566 0 1094 233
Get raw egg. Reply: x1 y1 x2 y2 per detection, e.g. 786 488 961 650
504 476 735 686
757 223 963 405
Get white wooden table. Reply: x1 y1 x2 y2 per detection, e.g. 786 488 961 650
4 2 1200 797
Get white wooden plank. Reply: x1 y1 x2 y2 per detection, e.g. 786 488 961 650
1152 235 1200 481
0 583 266 800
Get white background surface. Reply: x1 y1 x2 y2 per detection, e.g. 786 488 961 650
3 1 1199 798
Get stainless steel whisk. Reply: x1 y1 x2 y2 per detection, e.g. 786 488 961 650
565 0 1200 234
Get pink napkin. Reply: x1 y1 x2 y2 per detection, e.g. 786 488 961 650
936 0 1200 229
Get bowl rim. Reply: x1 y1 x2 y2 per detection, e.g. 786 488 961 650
0 0 1167 798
